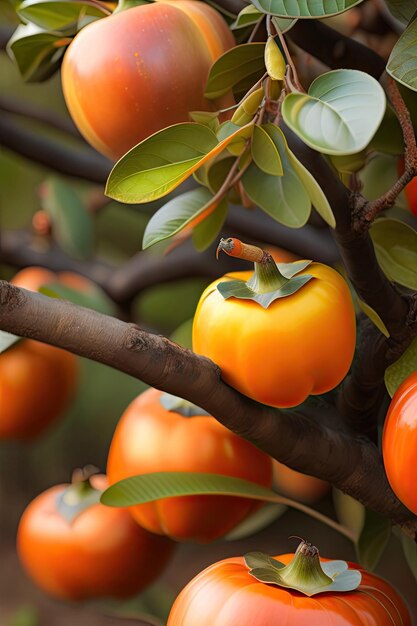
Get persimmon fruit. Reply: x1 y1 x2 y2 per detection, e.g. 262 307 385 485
61 0 235 160
382 370 417 514
17 474 175 600
0 267 79 440
107 387 273 542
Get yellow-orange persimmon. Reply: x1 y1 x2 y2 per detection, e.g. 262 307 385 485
0 268 79 440
61 0 235 160
107 387 273 542
193 257 356 408
383 371 417 514
17 474 174 600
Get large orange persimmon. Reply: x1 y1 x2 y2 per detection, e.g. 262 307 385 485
0 267 78 440
18 474 175 600
167 540 411 625
382 370 417 514
61 1 235 161
107 387 273 542
193 239 356 408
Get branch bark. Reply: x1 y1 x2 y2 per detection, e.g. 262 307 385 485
1 280 416 536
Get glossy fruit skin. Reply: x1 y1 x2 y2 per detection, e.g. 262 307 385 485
17 475 175 601
62 1 235 160
382 371 417 514
167 552 411 626
0 268 78 440
193 263 356 408
107 388 273 542
272 460 329 505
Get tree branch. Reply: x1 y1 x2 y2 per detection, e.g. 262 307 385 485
0 209 339 305
282 125 417 439
0 112 111 183
0 95 81 138
1 280 416 536
288 20 386 80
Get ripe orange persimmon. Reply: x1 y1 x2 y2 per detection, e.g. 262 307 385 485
272 460 329 505
382 371 417 514
167 541 411 625
0 268 78 440
193 254 356 408
61 1 235 160
107 387 273 542
17 474 175 600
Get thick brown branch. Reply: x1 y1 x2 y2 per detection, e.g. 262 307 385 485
282 125 417 438
0 281 416 536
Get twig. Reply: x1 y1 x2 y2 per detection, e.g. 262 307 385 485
357 78 417 227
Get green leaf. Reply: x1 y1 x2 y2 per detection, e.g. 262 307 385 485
0 330 21 354
271 16 297 33
387 18 417 93
359 154 406 208
17 0 108 31
101 472 283 507
385 0 416 24
357 299 389 338
370 218 417 290
101 471 356 543
329 151 367 175
204 43 266 99
250 0 364 18
332 489 365 542
356 508 391 571
105 123 244 204
192 198 228 252
217 120 254 156
39 282 115 315
231 4 263 29
206 155 237 193
282 70 386 155
41 178 94 260
368 105 404 156
399 531 417 582
189 110 219 132
251 124 283 176
286 143 335 227
242 124 311 227
142 188 218 249
106 124 217 203
7 23 69 82
385 336 417 397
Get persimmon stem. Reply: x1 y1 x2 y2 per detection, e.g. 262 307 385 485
216 238 265 262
